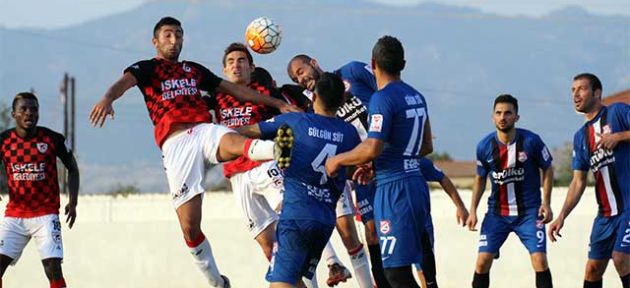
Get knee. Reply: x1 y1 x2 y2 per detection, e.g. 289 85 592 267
42 259 63 280
612 253 630 275
475 255 493 274
584 261 606 279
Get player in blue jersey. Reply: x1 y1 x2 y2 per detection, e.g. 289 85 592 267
287 55 385 287
326 35 433 288
238 72 361 287
412 158 469 288
549 73 629 288
465 94 554 288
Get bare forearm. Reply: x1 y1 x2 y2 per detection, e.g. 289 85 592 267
219 81 286 111
541 166 554 205
558 173 587 220
469 176 486 213
335 141 379 167
441 177 466 209
67 169 79 205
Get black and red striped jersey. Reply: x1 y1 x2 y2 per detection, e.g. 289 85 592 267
124 58 222 148
572 103 630 217
476 129 553 216
0 127 72 217
211 81 276 178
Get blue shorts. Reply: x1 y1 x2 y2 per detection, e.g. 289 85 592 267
355 182 375 223
588 210 630 260
375 177 430 268
478 211 546 254
414 214 434 271
266 219 334 285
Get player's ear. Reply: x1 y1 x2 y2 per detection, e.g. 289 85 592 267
152 37 158 49
310 58 320 70
515 114 520 123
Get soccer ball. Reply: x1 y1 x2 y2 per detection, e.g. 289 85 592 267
245 17 282 54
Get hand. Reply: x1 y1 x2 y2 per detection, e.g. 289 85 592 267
325 157 340 178
278 102 302 113
456 206 469 227
548 217 564 242
65 202 77 229
465 213 478 231
597 132 620 150
538 204 553 224
352 163 374 185
89 97 115 127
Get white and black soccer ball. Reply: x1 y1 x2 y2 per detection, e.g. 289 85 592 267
245 17 282 54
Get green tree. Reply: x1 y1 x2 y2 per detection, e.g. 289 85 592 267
109 183 141 198
426 151 453 162
552 143 573 186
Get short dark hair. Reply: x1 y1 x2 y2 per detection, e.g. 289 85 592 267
493 94 518 114
12 92 39 111
372 35 405 76
314 72 345 112
287 54 313 81
153 17 182 38
573 73 602 93
222 42 253 67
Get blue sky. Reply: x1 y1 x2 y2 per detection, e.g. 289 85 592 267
1 0 629 29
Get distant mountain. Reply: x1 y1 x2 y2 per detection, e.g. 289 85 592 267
0 0 627 192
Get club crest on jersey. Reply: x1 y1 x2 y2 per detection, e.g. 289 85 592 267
380 220 391 235
37 143 48 154
518 151 528 163
602 124 611 135
369 114 383 132
182 63 191 72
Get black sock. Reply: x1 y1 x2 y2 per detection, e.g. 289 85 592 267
621 274 629 288
536 269 552 288
421 232 438 288
583 279 602 288
368 244 391 288
472 272 489 288
384 266 420 288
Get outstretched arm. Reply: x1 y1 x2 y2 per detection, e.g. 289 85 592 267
466 175 486 231
217 80 301 113
439 175 469 227
89 72 137 127
325 138 384 177
548 170 587 242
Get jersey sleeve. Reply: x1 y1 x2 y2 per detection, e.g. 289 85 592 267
419 158 445 182
571 131 589 171
610 103 630 131
476 141 489 178
348 62 377 91
258 113 296 140
50 130 74 168
193 63 223 93
123 60 153 87
531 134 553 169
367 92 392 140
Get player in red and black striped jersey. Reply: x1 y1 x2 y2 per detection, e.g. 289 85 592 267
89 17 298 288
0 92 79 288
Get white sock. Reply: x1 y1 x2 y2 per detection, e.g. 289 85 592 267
189 237 226 287
303 273 319 288
349 244 373 288
322 241 341 266
246 139 275 161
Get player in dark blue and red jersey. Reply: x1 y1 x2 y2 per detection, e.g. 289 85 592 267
89 17 298 288
0 92 79 288
549 73 629 288
326 36 433 288
238 72 361 287
466 94 554 288
287 55 378 287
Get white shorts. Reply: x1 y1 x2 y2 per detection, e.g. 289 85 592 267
0 214 64 265
336 180 356 217
162 123 234 209
230 161 284 238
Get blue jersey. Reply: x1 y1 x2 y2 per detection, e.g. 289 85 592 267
334 61 377 140
367 81 429 184
419 158 445 183
572 103 630 217
259 113 361 225
476 128 552 216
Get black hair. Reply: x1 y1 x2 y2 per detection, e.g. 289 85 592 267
314 72 345 112
153 17 182 38
222 42 253 67
493 94 518 114
573 73 602 93
12 92 39 111
372 35 405 76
